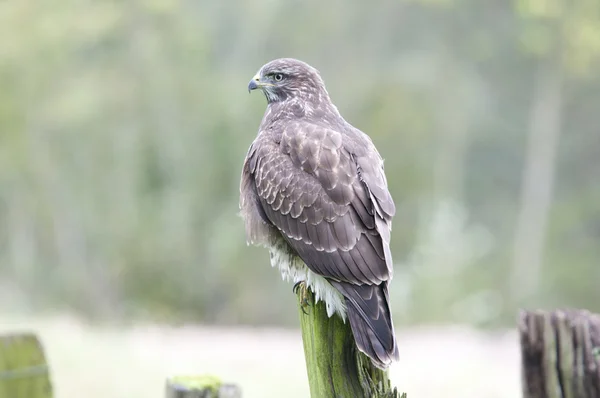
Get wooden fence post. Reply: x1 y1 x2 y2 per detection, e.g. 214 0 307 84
0 332 53 398
166 375 241 398
297 288 405 398
519 309 600 398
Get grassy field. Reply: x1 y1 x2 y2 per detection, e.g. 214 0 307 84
1 313 520 398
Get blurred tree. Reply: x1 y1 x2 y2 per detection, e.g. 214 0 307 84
511 0 600 304
0 0 598 325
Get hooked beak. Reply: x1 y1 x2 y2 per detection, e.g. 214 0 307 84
248 73 261 92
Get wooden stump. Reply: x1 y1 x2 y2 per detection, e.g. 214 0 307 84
0 332 53 398
297 288 405 398
519 309 600 398
166 375 241 398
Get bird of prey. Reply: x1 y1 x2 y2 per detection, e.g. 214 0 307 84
240 58 399 369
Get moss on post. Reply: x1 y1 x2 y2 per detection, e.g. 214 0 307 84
0 332 53 398
297 288 405 398
165 375 241 398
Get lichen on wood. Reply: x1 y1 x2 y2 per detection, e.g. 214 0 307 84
297 287 405 398
165 375 241 398
0 332 53 398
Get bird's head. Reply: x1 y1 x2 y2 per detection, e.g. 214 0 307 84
248 58 329 105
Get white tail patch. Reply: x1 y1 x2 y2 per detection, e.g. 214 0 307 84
269 243 346 320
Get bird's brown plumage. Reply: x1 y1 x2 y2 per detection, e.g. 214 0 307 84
240 58 399 368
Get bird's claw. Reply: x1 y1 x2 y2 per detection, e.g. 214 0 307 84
301 297 311 315
293 281 311 315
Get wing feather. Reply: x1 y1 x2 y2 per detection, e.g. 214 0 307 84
246 122 395 286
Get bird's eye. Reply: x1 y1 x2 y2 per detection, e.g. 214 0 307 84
274 73 283 82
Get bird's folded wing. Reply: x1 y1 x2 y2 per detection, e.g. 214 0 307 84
247 123 395 285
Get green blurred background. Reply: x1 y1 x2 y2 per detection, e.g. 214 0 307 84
3 1 600 396
1 0 599 329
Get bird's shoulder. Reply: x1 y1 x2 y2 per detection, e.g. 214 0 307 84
248 120 392 206
258 119 374 162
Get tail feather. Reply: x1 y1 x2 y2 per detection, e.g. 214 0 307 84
331 281 399 369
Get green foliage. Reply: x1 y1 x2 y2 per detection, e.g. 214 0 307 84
0 0 598 327
515 0 600 75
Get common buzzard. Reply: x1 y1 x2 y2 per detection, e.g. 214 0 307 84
240 58 399 369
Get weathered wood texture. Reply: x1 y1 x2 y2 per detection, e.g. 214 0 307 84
166 375 241 398
297 288 405 398
0 332 53 398
520 309 600 398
